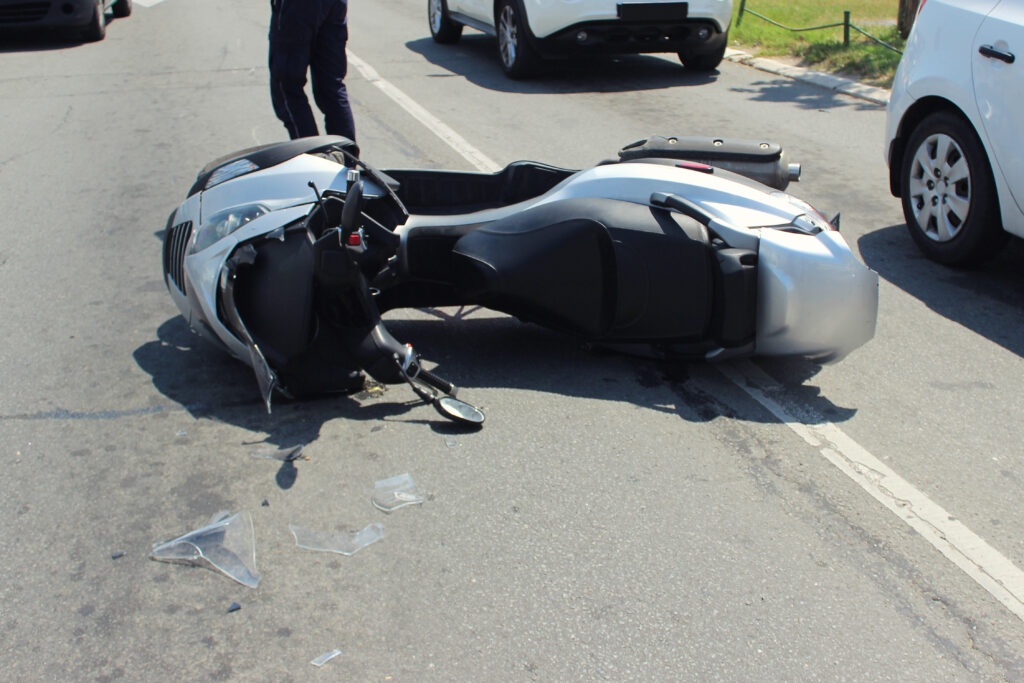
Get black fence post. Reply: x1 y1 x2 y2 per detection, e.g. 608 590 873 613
843 10 850 46
737 0 746 27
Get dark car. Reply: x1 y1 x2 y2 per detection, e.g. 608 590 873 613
0 0 131 42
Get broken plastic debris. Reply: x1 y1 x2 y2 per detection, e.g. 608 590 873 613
289 523 383 556
227 602 241 613
248 344 278 414
250 445 304 462
149 511 261 588
111 551 125 560
176 430 187 437
356 381 386 400
372 473 424 513
261 499 270 507
310 648 342 667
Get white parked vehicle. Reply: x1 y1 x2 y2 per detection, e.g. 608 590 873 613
885 0 1024 265
428 0 734 78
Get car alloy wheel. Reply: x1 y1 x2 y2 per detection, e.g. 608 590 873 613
899 111 1005 266
428 0 462 43
495 0 538 78
429 0 442 33
498 5 518 70
907 132 972 243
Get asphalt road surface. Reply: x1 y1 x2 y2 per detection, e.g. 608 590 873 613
3 0 1024 679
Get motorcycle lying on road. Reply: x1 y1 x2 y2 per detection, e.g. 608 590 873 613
162 135 878 426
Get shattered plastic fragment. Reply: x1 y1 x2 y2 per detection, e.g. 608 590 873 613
149 511 261 588
372 473 424 512
248 344 278 414
289 523 383 556
250 445 304 462
261 499 270 507
310 648 342 667
111 552 125 560
227 602 241 613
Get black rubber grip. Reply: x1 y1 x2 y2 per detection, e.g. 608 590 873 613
418 368 455 395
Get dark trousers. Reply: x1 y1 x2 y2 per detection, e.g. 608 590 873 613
269 0 355 141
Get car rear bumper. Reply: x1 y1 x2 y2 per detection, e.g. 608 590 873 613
0 0 96 29
537 18 726 57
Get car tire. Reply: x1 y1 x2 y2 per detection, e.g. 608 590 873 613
899 111 1006 266
82 0 106 42
428 0 461 44
496 0 540 79
678 31 727 71
112 0 132 19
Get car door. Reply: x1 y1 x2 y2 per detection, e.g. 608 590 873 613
972 0 1024 214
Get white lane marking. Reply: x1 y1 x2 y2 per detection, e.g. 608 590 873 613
722 360 1024 622
348 53 500 173
132 0 166 7
347 51 1024 622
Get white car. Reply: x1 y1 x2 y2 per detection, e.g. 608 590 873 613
428 0 733 78
884 0 1024 265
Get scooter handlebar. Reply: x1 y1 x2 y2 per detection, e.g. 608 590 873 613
416 367 456 397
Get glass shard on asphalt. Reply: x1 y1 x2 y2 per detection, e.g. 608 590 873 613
372 473 424 513
289 522 383 556
149 511 261 588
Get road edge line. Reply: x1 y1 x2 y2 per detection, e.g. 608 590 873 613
722 360 1024 622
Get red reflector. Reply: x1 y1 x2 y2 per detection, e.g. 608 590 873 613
346 233 361 246
676 161 714 173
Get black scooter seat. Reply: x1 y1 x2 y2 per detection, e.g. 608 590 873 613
450 197 718 342
452 207 616 337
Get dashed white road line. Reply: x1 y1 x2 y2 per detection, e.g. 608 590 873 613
349 53 500 173
348 49 1024 622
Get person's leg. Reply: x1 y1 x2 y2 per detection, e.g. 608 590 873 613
310 0 355 141
269 2 319 138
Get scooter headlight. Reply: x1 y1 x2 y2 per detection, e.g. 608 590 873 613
193 203 268 252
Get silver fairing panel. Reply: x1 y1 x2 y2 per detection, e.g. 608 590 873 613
755 228 878 362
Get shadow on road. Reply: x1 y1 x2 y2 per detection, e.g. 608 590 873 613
404 35 718 94
729 77 885 112
137 307 855 444
385 310 854 426
858 224 1024 359
132 318 414 452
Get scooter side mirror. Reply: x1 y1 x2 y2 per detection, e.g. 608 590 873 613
433 396 485 427
341 178 364 238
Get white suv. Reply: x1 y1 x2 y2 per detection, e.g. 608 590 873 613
428 0 733 78
884 0 1024 265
